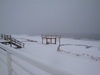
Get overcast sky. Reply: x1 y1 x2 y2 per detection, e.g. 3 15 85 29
0 0 100 35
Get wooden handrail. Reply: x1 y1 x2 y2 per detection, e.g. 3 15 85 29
0 44 68 75
41 35 61 38
0 34 24 48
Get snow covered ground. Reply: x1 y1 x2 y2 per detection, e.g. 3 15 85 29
0 34 100 75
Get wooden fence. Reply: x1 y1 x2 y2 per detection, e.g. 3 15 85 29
0 43 69 75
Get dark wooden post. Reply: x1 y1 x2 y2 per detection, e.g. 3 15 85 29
1 34 3 39
42 38 43 44
4 35 5 40
10 35 12 47
7 35 8 40
46 38 47 44
5 35 7 40
55 38 56 44
51 39 52 44
59 38 61 46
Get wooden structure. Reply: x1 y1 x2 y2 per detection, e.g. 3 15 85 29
41 35 61 45
0 34 24 48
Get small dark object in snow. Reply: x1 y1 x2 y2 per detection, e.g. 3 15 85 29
27 39 37 43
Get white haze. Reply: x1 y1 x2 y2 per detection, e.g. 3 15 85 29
0 0 100 35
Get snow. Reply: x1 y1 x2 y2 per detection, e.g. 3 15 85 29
0 34 100 75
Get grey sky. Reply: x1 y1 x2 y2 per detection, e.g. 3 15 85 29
0 0 100 35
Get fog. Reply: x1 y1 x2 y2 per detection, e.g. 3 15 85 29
0 0 100 36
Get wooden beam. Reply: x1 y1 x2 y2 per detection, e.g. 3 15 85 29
51 39 52 44
59 38 61 46
42 38 43 44
46 38 47 44
55 38 56 44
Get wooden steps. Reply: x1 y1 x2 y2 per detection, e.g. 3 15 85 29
0 34 24 48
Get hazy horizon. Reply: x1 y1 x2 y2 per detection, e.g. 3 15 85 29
0 0 100 37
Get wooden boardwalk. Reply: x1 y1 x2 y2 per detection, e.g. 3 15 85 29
0 34 24 48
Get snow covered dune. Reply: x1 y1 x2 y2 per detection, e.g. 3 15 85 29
0 34 100 75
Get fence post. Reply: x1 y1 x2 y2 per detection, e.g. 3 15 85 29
4 35 6 40
59 38 60 46
23 43 24 48
1 34 3 39
9 35 12 47
7 51 12 75
7 35 8 40
42 38 43 44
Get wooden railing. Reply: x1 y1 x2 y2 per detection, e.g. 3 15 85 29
41 35 61 38
0 43 69 75
0 34 24 48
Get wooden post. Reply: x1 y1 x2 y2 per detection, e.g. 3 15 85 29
7 51 12 75
42 38 43 44
4 35 5 40
57 45 60 51
51 39 52 44
46 38 47 44
6 35 8 40
59 38 61 46
10 35 12 47
46 38 48 44
23 43 24 48
5 35 7 40
5 35 6 40
55 38 56 44
1 34 3 39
